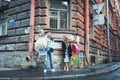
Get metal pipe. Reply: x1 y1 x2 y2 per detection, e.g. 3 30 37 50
28 0 35 60
106 0 110 62
85 0 90 65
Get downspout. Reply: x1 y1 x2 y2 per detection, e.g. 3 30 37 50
106 0 110 62
28 0 35 60
85 0 90 65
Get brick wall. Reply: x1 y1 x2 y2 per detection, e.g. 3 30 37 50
0 0 120 70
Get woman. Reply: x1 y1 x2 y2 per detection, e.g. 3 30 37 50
62 36 72 71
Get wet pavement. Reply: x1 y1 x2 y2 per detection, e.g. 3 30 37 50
0 62 120 80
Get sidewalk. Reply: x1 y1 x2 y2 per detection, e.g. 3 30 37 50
0 62 120 80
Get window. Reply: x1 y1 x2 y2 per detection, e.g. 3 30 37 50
0 11 7 36
91 56 95 64
49 0 69 29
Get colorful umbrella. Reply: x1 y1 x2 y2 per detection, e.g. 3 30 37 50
71 43 80 63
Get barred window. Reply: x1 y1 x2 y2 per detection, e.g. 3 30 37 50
49 0 70 29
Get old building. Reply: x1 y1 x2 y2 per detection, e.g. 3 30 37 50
0 0 120 70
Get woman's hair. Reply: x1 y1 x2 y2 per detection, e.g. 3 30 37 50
63 36 69 45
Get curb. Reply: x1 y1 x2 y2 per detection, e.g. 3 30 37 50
0 68 20 71
0 63 120 80
43 64 120 79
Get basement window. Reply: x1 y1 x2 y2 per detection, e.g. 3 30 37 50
91 56 96 64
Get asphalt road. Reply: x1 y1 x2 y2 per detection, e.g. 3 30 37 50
62 68 120 80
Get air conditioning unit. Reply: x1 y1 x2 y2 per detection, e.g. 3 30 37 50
4 0 11 2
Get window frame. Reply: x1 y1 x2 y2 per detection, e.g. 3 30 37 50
48 0 70 29
0 11 7 36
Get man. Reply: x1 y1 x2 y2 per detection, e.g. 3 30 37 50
44 32 55 73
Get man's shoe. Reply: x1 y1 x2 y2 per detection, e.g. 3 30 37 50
67 68 69 71
51 69 55 72
44 69 47 73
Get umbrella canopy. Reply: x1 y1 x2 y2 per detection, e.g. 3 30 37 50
71 43 80 63
34 36 47 55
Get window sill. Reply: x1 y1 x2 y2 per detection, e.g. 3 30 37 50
44 28 75 34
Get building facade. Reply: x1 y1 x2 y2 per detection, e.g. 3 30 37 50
0 0 120 70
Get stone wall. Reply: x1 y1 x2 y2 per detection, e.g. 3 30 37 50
0 0 33 68
0 51 36 68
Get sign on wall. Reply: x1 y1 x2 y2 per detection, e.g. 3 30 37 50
92 3 104 14
8 18 15 27
92 3 105 26
93 14 105 25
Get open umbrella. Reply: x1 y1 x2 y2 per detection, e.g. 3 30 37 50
71 43 80 63
35 36 47 55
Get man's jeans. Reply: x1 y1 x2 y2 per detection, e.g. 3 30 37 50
44 49 54 70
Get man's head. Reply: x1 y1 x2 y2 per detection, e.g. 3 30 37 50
47 32 52 37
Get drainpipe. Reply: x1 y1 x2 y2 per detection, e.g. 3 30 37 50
106 0 110 62
85 0 90 65
28 0 35 60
